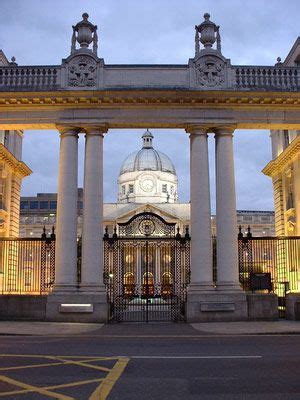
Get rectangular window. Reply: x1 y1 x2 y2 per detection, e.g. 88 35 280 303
78 201 83 210
0 179 5 210
122 185 126 195
29 201 39 209
283 130 290 149
39 201 48 210
50 201 57 210
162 184 167 193
129 184 134 194
4 131 9 149
20 201 29 210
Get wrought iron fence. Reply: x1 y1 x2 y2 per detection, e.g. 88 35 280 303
0 236 55 295
238 230 300 316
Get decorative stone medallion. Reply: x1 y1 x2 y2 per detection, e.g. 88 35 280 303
139 219 155 236
194 56 225 87
68 55 97 87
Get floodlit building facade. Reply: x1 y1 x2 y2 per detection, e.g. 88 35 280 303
0 52 31 238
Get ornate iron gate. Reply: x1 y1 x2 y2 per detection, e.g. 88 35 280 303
103 212 190 322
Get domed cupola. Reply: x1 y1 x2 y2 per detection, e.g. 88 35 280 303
118 130 178 204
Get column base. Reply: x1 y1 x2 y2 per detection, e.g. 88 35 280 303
51 284 79 294
79 284 106 295
216 282 243 291
186 289 247 322
188 283 216 292
46 291 108 323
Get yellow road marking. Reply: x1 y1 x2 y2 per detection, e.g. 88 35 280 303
49 356 111 373
0 357 110 372
0 354 120 360
0 375 74 400
89 357 129 400
0 354 129 400
0 378 103 397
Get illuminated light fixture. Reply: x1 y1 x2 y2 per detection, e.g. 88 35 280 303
109 273 114 278
163 254 171 263
125 254 134 263
61 303 92 307
59 303 93 313
49 213 55 217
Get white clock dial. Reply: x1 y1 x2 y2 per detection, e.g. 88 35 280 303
141 178 154 192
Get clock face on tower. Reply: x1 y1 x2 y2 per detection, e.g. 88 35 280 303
140 176 154 192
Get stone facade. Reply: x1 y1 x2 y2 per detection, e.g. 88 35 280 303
263 133 300 236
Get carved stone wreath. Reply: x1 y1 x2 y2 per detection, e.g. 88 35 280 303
139 219 156 236
68 55 97 87
194 56 226 87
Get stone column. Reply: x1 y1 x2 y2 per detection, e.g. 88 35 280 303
188 126 213 290
54 127 79 292
215 127 240 290
80 126 107 293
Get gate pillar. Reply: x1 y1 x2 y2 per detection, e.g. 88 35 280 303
187 126 213 290
215 127 241 290
80 125 107 293
52 126 80 292
187 125 247 322
46 124 108 323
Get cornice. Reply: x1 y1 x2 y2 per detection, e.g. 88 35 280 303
262 136 300 176
0 144 32 177
0 90 299 111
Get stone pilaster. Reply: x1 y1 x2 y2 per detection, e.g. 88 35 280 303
80 125 107 293
187 126 213 290
272 175 285 236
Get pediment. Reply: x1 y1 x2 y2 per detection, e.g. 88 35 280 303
283 37 300 66
116 203 181 223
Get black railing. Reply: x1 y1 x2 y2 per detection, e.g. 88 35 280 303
0 231 55 295
238 228 300 316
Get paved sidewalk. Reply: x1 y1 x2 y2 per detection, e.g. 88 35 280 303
0 320 299 336
192 320 300 335
0 321 103 335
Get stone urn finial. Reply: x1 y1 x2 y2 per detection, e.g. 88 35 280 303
71 13 98 56
195 12 221 53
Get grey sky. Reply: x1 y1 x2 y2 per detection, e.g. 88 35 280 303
1 0 299 210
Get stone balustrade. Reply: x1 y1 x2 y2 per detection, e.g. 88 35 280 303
0 66 59 90
234 66 299 91
0 63 299 92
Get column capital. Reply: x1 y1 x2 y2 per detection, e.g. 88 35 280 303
213 125 237 136
56 125 81 136
186 124 209 135
84 124 108 135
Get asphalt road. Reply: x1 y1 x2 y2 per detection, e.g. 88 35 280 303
0 323 299 399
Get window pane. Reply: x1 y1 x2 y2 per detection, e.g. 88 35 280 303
30 201 39 209
20 201 29 210
50 201 57 210
40 201 48 209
